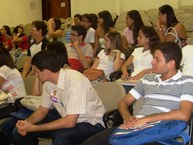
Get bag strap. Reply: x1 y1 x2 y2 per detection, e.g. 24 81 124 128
158 131 190 145
165 27 182 47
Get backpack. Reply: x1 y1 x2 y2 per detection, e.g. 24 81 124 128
109 120 189 145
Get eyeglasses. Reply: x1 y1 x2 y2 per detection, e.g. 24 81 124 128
31 27 37 31
70 33 78 36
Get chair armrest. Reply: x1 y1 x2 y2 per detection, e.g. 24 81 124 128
103 109 123 128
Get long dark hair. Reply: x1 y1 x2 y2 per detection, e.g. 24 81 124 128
0 46 15 69
2 25 11 36
127 10 144 46
140 26 160 54
98 10 114 33
159 4 179 27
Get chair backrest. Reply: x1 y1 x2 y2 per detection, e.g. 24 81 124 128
23 76 35 95
16 53 27 71
93 82 126 111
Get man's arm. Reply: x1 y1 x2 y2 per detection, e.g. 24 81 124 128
22 56 32 78
118 93 137 124
125 100 193 129
73 40 92 69
16 106 79 135
142 100 193 122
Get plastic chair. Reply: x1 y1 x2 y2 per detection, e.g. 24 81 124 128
23 76 35 95
93 82 126 128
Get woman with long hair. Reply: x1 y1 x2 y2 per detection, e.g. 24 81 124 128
121 26 160 81
156 4 187 48
93 10 115 56
122 10 144 49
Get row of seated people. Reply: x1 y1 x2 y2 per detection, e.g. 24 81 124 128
1 4 188 82
0 39 192 145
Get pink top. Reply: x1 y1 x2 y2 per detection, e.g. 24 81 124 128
122 27 134 45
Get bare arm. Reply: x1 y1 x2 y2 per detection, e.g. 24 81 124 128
122 35 129 49
32 77 43 96
131 100 193 128
118 93 137 124
48 18 64 38
121 55 134 79
12 35 24 43
93 29 100 57
91 58 99 69
129 68 152 80
16 106 79 135
26 106 49 124
113 50 124 71
73 40 92 69
22 56 32 78
0 76 5 88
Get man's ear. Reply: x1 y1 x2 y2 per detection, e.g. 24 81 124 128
168 60 175 68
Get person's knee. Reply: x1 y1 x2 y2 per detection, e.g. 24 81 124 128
53 130 72 145
12 127 21 142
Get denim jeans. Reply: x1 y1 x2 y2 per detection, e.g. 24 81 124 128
12 109 104 145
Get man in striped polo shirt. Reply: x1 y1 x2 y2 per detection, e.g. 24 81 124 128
81 42 193 145
119 42 193 129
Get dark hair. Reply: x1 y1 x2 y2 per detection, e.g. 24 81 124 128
31 20 48 36
46 41 69 65
2 25 11 36
106 31 123 52
155 42 182 70
12 25 25 37
74 14 82 21
32 41 68 72
53 17 62 30
98 10 114 33
82 13 93 23
159 4 179 27
140 26 160 54
90 13 98 30
71 25 87 40
127 10 144 45
0 46 15 69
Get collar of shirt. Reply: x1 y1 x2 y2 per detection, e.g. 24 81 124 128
154 70 182 83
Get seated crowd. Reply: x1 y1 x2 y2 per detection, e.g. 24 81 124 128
0 4 192 145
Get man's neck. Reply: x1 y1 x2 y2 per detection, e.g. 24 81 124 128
47 71 60 85
160 70 177 81
34 36 44 44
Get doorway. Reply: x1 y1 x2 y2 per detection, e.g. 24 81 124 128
42 0 71 20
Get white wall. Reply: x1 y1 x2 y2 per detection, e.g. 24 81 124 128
0 0 192 27
71 0 118 16
0 0 42 27
71 0 178 16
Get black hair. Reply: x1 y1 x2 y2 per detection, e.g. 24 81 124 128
31 20 48 36
0 46 15 69
140 26 160 54
74 14 82 21
155 42 182 70
53 17 62 30
2 25 11 36
159 4 179 27
98 10 114 33
32 41 68 72
12 25 25 37
127 10 144 45
46 41 69 65
71 25 87 40
90 13 98 30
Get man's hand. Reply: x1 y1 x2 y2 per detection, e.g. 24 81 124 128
16 120 34 136
120 116 138 129
72 39 79 50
